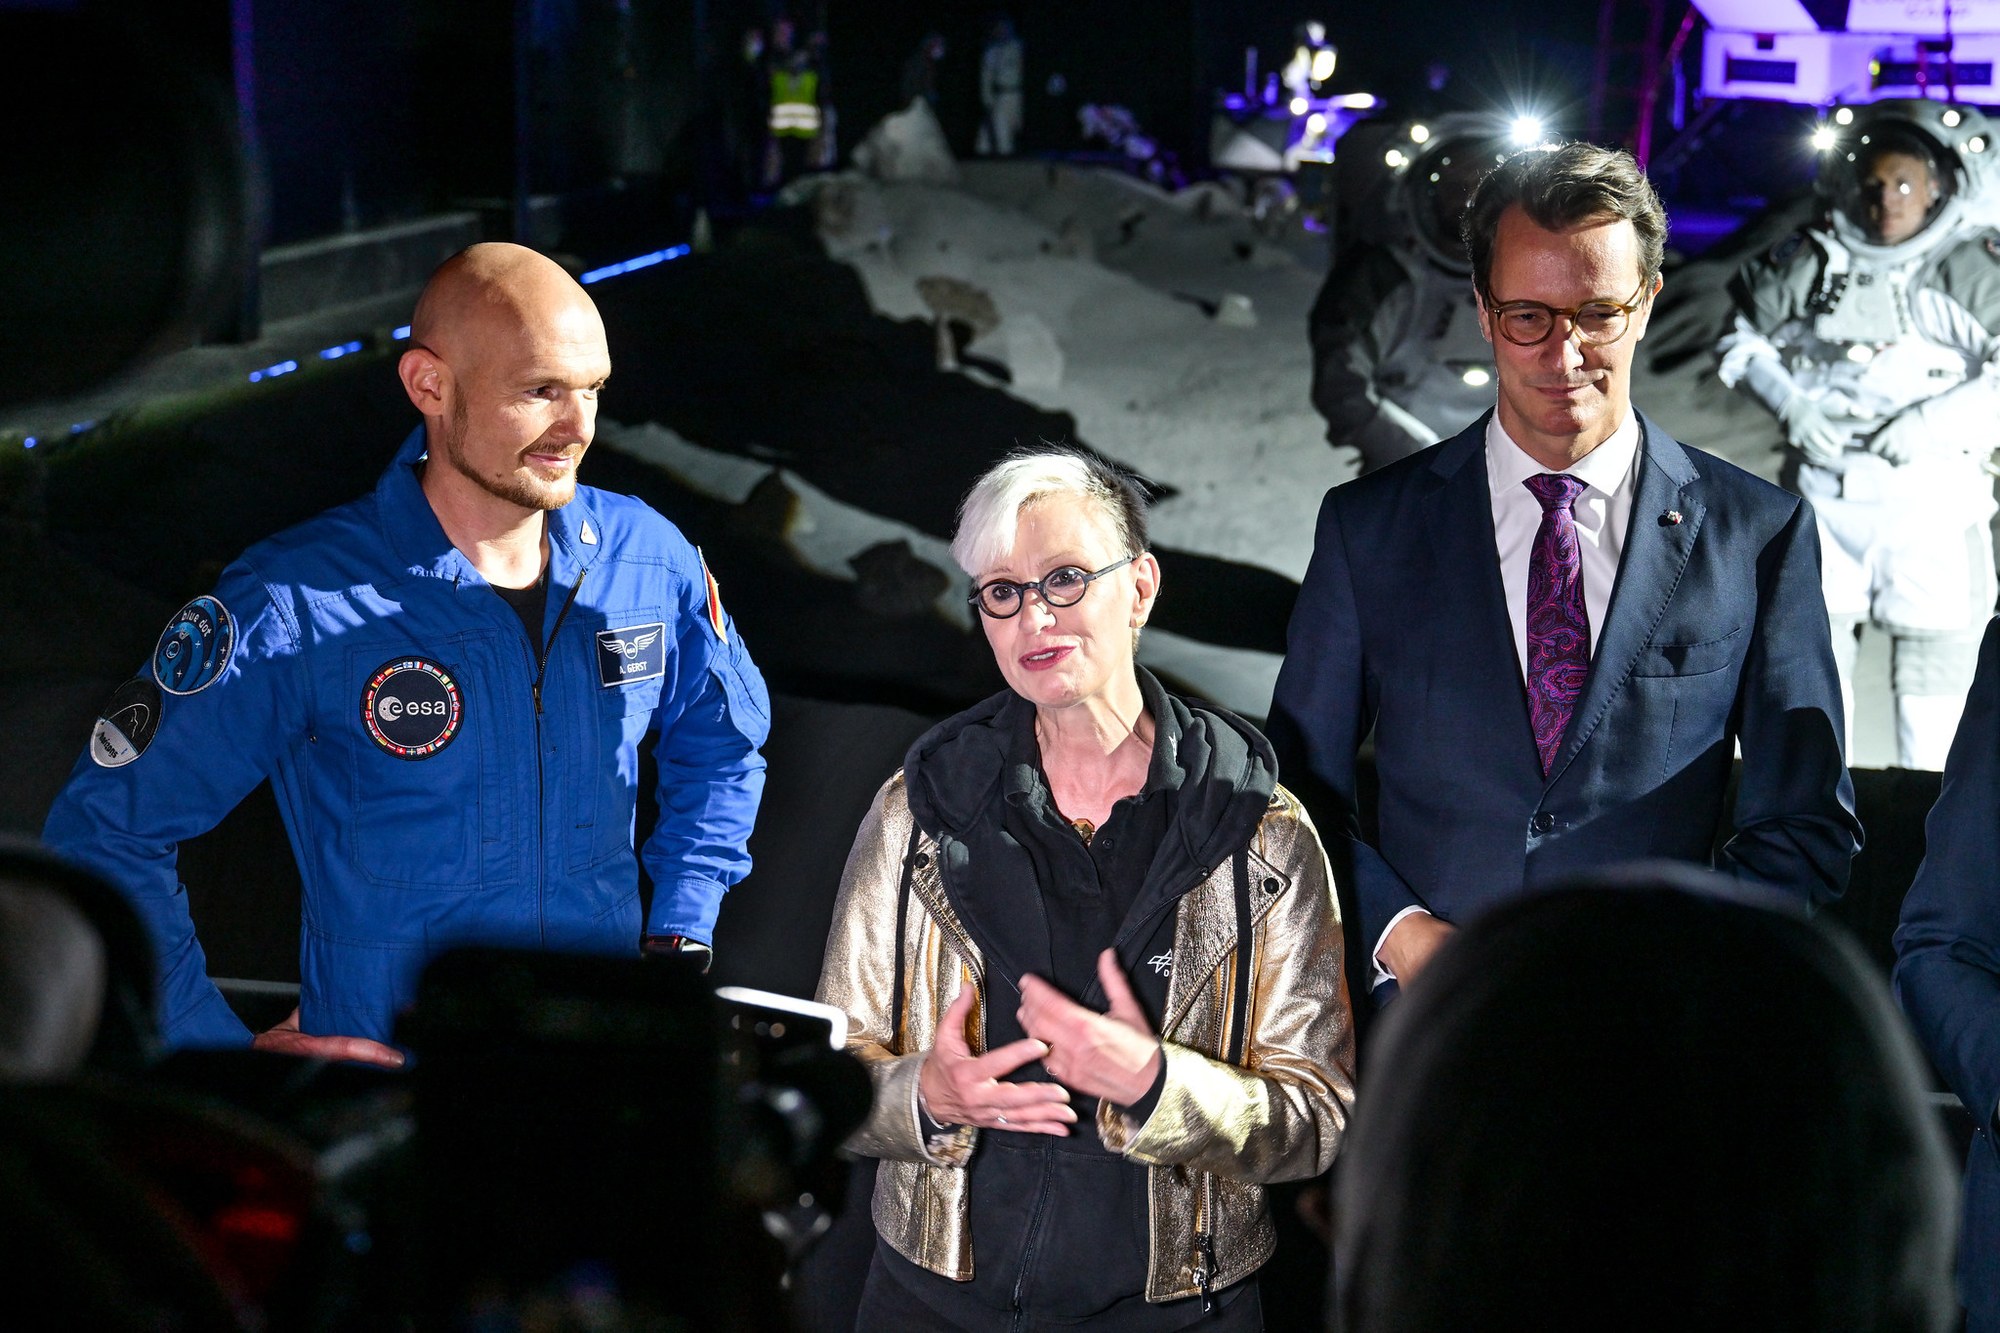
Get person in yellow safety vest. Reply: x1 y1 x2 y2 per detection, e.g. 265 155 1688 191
768 49 821 186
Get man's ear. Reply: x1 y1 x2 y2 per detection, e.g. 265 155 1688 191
397 346 447 416
1474 291 1496 347
1130 551 1162 628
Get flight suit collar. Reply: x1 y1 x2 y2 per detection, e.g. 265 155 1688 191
378 425 606 586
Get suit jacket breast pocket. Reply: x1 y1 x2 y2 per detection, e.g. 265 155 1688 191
1629 628 1744 679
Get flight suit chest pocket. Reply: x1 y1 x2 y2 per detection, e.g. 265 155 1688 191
570 613 669 871
343 632 507 891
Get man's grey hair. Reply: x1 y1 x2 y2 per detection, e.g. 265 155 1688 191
1463 141 1667 303
950 446 1150 577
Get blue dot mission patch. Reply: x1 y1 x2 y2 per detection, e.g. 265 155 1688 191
152 595 236 696
361 657 463 760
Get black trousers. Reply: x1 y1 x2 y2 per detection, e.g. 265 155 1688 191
854 1241 1263 1332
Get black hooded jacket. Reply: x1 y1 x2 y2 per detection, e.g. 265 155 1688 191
884 668 1279 1325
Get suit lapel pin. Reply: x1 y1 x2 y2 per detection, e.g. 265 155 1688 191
1660 510 1683 526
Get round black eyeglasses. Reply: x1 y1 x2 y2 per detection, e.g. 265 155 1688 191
969 555 1138 619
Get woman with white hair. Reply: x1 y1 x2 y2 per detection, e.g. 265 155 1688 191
816 446 1355 1329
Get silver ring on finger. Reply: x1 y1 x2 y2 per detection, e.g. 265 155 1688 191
996 1114 1009 1125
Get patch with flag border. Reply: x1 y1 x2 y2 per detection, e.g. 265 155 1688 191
360 657 464 760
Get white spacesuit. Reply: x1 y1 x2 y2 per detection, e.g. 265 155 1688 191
1719 99 2000 769
1282 21 1336 103
1310 116 1505 469
976 18 1023 157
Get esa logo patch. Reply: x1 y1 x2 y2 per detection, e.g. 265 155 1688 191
595 623 667 687
360 657 463 759
153 596 236 696
89 677 163 768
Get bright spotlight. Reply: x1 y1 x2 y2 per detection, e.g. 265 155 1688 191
1810 124 1837 151
1944 107 1964 127
1973 136 1990 153
1289 96 1309 116
1846 344 1875 363
1461 366 1493 388
1410 122 1431 144
1306 112 1328 135
1509 115 1544 146
1384 148 1409 168
1311 48 1337 82
1833 106 1855 125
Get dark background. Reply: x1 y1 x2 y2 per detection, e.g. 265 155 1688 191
15 0 1607 255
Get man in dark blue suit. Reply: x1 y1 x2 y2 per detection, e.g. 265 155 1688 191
1270 141 1860 1000
1895 617 2000 1330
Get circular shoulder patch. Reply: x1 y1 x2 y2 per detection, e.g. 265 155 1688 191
361 657 464 760
152 596 236 696
89 677 163 768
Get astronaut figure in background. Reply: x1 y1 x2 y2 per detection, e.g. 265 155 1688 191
1309 116 1505 470
1720 99 2000 769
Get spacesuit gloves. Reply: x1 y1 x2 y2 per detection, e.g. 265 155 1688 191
1864 404 1935 465
1777 394 1849 468
1864 388 1996 468
1736 349 1846 466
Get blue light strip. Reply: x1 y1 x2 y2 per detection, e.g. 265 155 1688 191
319 340 364 360
247 359 300 384
579 244 691 285
392 325 412 341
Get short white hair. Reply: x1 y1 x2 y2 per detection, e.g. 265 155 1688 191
949 447 1148 576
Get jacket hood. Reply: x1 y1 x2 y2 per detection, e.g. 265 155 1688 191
903 667 1278 917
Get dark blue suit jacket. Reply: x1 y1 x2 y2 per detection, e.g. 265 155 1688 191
1268 411 1860 965
1895 616 2000 1328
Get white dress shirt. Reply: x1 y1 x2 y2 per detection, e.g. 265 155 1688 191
1486 410 1642 680
1373 411 1643 985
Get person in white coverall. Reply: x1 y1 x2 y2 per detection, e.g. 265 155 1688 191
1720 99 2000 769
977 17 1023 157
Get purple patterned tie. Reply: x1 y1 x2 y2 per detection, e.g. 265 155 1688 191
1523 473 1591 776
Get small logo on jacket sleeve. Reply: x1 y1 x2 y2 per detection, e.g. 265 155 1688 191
89 677 164 768
596 623 667 686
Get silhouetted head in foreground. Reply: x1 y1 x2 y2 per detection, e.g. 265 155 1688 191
1334 869 1956 1332
0 839 158 1079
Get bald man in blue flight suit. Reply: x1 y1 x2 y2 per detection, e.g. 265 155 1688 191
43 243 770 1064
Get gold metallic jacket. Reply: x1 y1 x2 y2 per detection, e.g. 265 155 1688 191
815 772 1356 1303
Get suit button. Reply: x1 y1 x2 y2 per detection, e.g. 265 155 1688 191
1530 812 1554 835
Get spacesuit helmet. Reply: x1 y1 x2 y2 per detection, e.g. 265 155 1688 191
1368 116 1509 272
1816 99 1996 249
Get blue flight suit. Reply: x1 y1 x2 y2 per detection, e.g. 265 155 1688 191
43 427 770 1048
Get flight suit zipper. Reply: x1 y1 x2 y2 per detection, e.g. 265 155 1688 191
525 567 587 941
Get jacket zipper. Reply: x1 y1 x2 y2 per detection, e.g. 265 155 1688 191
528 567 587 942
1193 1172 1218 1311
